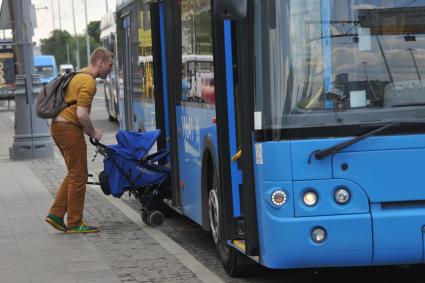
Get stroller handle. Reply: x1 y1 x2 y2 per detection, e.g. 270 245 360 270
89 138 107 149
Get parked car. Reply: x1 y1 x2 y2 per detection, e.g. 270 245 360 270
34 55 58 84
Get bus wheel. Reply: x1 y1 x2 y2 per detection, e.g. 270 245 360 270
217 240 250 277
208 187 219 244
209 170 248 277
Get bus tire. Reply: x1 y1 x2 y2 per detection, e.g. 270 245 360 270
209 168 248 277
217 240 250 277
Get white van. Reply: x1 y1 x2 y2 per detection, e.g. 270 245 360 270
59 64 74 75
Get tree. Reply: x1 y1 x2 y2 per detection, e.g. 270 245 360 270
40 30 73 67
40 20 102 68
77 35 101 67
87 21 101 47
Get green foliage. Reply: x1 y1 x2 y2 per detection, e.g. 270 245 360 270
75 35 101 68
40 29 73 67
39 21 102 69
87 21 101 43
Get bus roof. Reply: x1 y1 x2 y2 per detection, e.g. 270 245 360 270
116 0 154 11
100 12 116 40
116 0 135 10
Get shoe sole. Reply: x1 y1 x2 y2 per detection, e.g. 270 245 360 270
66 230 98 234
45 218 66 232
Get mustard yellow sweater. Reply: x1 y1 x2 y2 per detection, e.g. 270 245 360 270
59 67 97 125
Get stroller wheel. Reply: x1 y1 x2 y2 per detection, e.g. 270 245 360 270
99 171 111 195
148 210 164 226
141 211 150 225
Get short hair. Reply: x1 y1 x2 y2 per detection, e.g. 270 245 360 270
90 47 114 65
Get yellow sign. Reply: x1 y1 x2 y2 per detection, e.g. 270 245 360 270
139 29 152 48
139 12 152 48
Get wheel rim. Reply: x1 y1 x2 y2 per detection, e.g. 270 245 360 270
149 211 164 226
208 187 219 244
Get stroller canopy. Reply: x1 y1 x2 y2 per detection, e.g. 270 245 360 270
110 129 161 160
103 129 168 198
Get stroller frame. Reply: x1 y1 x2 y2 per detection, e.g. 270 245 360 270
88 136 171 226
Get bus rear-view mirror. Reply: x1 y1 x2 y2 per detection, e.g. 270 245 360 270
214 0 247 20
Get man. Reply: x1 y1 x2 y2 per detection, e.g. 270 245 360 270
45 47 114 233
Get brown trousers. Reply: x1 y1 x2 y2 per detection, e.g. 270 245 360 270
49 121 88 228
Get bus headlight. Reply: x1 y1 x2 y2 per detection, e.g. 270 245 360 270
311 227 327 243
271 190 287 206
334 188 350 204
303 191 318 207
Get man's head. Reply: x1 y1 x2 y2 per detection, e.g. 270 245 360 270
90 47 114 79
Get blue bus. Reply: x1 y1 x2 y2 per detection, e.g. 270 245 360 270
115 0 425 276
33 55 58 84
100 12 120 122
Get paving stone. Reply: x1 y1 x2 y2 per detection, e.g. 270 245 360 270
0 106 223 283
27 156 201 282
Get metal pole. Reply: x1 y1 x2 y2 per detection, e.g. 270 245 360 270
57 0 62 30
105 0 109 12
50 0 55 30
66 41 70 64
71 0 80 69
8 0 54 159
9 0 33 98
84 0 90 66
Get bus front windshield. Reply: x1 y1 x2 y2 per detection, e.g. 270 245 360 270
254 0 425 130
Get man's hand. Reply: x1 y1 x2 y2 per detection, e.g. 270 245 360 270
90 128 103 140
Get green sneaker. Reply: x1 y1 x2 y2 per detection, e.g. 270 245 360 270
66 222 98 234
45 214 67 232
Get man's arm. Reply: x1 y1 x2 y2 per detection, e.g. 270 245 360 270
77 106 103 140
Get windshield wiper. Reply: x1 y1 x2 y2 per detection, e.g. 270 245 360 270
313 121 401 161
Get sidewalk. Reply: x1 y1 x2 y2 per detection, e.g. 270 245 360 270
0 110 121 283
0 106 221 283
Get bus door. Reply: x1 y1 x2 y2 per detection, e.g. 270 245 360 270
213 1 260 258
121 14 133 130
119 2 151 133
149 1 169 152
130 3 158 133
161 0 183 210
162 0 219 221
176 1 218 223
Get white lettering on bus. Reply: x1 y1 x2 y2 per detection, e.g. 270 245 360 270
181 115 201 146
182 115 194 141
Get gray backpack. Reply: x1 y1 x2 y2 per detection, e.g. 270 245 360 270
36 72 80 119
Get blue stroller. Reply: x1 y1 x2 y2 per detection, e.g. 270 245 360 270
89 129 171 226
